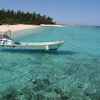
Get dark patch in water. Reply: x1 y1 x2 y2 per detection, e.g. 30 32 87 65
10 62 18 66
25 58 42 65
0 87 18 100
92 58 99 63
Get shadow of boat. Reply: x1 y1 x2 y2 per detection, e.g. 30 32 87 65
1 50 77 56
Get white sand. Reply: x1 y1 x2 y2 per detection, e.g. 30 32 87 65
0 24 41 33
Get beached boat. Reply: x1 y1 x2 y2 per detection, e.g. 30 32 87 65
0 30 64 51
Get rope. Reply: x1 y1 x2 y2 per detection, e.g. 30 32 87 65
0 69 33 84
65 38 100 51
65 42 76 50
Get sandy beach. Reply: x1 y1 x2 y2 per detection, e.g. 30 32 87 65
0 24 41 33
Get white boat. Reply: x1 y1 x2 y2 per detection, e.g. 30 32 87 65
0 30 64 51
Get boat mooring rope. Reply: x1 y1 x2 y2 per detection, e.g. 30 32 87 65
0 69 33 84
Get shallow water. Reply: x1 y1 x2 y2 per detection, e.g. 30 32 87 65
0 27 100 100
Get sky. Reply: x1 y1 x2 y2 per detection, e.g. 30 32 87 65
0 0 100 26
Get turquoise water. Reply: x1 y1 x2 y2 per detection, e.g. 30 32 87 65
0 27 100 100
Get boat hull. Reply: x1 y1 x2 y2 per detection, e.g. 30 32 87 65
0 41 64 51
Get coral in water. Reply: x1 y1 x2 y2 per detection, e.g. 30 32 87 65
0 87 18 100
0 78 73 100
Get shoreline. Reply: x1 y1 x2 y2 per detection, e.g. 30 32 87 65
0 24 97 34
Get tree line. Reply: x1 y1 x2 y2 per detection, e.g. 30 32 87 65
0 9 56 25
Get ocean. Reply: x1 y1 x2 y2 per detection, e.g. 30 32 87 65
0 26 100 100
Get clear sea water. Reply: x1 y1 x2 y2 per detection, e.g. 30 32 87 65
0 26 100 100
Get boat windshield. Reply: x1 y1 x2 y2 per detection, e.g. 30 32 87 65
3 34 10 38
0 34 10 39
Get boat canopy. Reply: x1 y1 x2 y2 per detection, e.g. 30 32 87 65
0 30 11 38
0 30 11 33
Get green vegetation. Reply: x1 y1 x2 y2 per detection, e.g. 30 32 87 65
0 8 56 25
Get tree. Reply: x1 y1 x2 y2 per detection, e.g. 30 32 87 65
0 9 56 25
